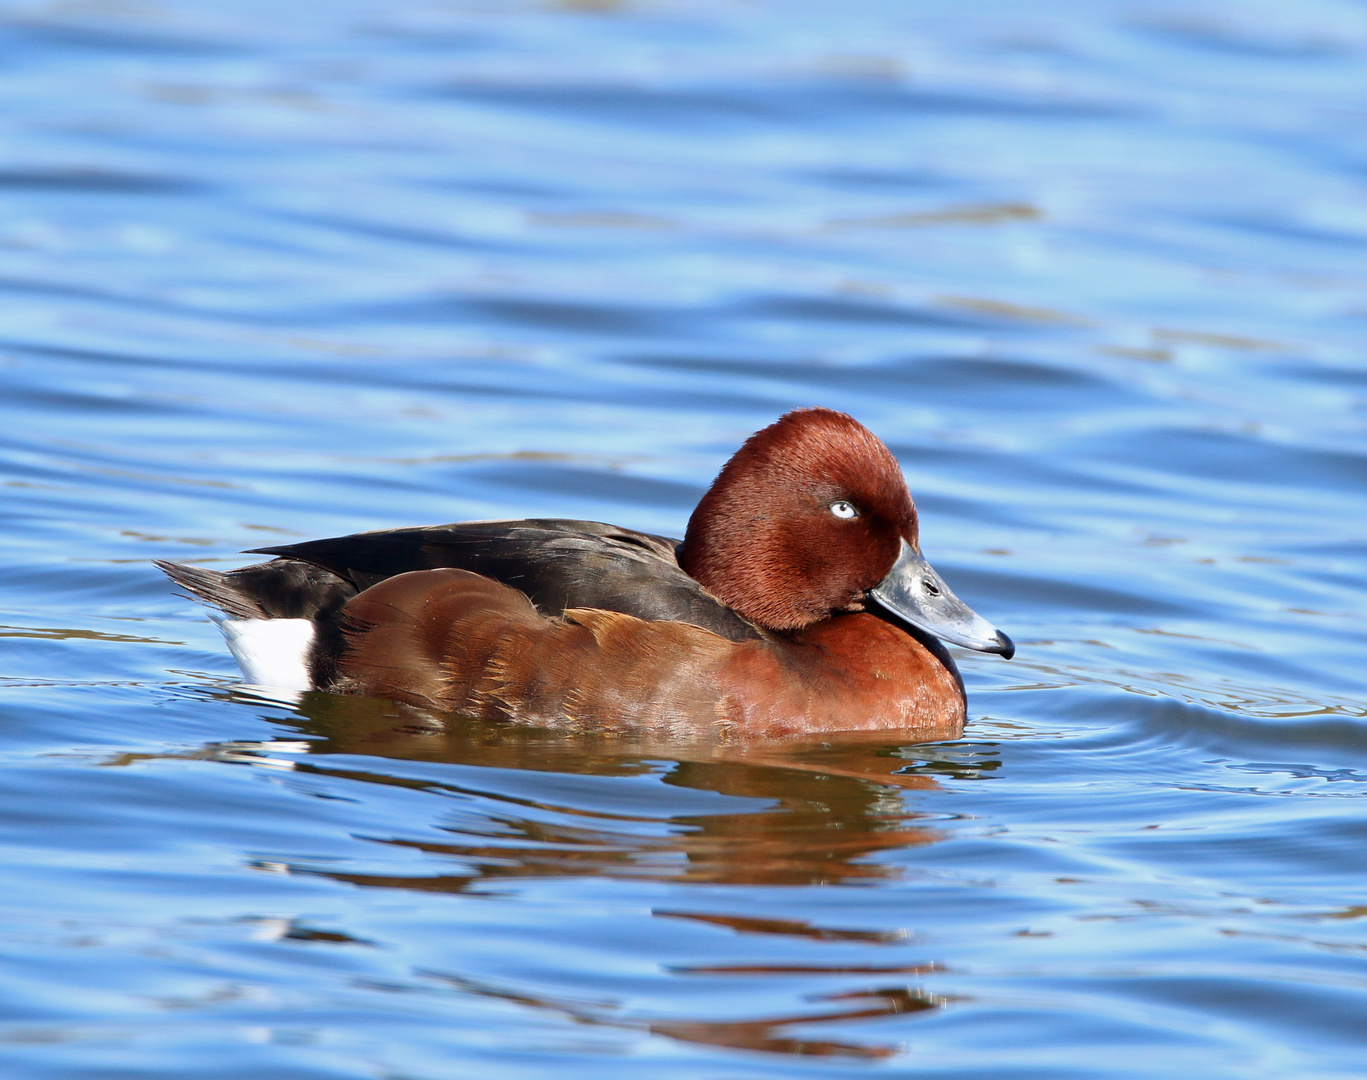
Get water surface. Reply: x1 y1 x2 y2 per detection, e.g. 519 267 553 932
1 1 1366 1076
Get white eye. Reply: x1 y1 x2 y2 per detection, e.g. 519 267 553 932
829 500 858 520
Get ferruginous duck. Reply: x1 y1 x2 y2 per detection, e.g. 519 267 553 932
157 408 1013 739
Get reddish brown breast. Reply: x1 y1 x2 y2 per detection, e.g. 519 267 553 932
734 613 966 738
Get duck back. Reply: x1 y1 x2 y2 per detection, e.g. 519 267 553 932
250 518 761 643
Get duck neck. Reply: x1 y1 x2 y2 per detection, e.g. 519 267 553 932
792 610 964 703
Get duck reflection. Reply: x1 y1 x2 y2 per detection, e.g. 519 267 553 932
421 967 944 1059
132 687 1001 1059
258 690 962 889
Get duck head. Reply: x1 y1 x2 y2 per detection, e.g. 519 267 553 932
679 407 1014 657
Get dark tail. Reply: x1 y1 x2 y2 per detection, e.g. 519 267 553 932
155 559 358 620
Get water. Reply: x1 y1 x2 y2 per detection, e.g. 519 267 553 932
2 0 1366 1075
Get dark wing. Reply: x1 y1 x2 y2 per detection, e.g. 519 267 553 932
249 518 762 644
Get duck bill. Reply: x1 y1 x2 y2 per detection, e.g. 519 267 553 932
869 540 1014 658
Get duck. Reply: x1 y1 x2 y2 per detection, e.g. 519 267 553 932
157 408 1013 739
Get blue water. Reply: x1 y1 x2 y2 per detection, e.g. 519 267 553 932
2 1 1366 1076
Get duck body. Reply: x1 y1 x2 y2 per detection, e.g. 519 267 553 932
159 409 1012 738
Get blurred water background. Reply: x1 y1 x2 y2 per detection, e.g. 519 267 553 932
1 0 1366 1076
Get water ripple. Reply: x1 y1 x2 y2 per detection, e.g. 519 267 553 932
0 1 1364 1077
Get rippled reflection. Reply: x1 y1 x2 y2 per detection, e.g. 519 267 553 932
130 691 969 891
420 968 943 1060
102 690 978 1058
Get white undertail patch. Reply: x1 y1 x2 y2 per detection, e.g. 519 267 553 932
209 612 316 692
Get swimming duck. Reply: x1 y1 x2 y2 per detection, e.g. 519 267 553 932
158 408 1012 738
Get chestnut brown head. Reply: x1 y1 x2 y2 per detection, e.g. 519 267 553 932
679 408 917 630
679 408 1015 657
